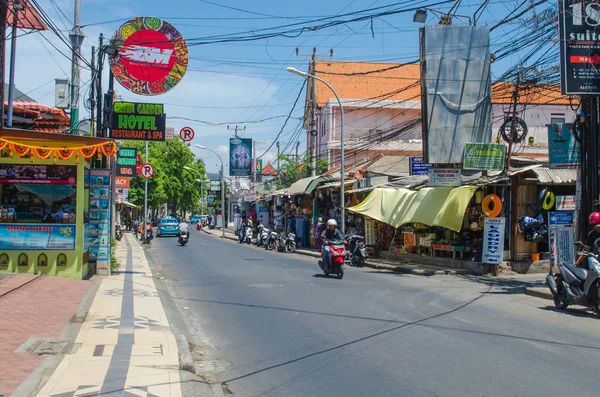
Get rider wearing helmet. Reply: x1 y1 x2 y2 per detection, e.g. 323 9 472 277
321 219 345 267
575 212 600 267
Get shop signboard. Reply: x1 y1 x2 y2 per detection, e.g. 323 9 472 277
549 211 575 268
463 143 505 170
428 168 461 187
116 147 137 177
559 0 600 94
482 217 505 264
0 164 76 185
229 138 252 177
166 127 175 140
548 124 580 168
556 195 576 211
244 193 256 202
116 188 129 203
210 180 220 192
0 224 76 250
365 218 376 246
88 169 111 261
109 17 188 96
207 196 215 205
115 177 130 188
110 101 166 141
409 156 433 176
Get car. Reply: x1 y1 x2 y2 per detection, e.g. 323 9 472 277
156 217 180 237
190 215 202 224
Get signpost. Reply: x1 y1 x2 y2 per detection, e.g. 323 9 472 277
180 126 194 142
116 147 137 177
428 168 461 187
549 211 576 269
463 143 506 170
409 156 433 176
482 217 506 264
210 180 221 192
110 101 166 141
141 163 154 179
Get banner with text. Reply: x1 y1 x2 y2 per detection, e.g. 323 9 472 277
463 143 505 170
482 217 505 264
116 147 137 177
110 102 166 142
428 168 461 187
549 211 575 268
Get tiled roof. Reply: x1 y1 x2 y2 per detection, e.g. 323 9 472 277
6 0 47 31
312 61 572 107
262 162 277 176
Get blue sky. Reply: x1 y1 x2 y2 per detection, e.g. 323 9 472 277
13 0 544 174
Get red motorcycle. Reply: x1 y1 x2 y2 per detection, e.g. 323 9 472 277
318 238 346 279
196 221 202 231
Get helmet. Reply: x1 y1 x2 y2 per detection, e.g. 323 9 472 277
590 212 600 225
327 219 337 227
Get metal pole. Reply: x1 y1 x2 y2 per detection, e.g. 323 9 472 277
6 3 19 128
0 0 8 129
95 34 104 137
110 156 117 239
221 162 225 237
69 0 83 134
144 141 148 244
310 51 317 176
90 46 95 135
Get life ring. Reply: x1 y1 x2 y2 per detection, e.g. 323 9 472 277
541 190 555 210
482 194 502 218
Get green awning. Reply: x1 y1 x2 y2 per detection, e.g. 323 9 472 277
348 185 478 232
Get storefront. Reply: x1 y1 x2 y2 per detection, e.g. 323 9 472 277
0 129 116 279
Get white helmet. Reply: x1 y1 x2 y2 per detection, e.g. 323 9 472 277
327 219 337 227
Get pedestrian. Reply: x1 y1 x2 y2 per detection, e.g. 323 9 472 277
288 216 296 235
314 217 326 251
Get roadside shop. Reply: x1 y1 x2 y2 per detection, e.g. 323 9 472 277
0 128 116 279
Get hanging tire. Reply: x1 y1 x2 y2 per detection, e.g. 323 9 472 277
542 191 555 211
499 117 528 143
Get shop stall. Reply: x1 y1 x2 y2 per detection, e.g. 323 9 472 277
0 129 115 279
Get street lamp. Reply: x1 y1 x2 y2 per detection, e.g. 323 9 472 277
286 67 346 235
413 9 427 23
195 144 225 238
183 165 206 215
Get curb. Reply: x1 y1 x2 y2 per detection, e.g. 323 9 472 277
175 334 195 372
70 276 101 323
525 287 553 300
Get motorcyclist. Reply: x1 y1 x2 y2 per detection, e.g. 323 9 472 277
321 219 345 268
575 212 600 267
178 220 190 240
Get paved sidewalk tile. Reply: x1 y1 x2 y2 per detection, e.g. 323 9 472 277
0 274 91 397
37 234 183 397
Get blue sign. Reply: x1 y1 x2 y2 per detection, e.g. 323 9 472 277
0 224 76 250
548 124 580 168
409 156 434 176
549 211 574 226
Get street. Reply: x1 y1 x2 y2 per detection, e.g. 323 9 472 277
147 231 600 397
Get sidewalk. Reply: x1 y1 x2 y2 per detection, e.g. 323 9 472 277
36 233 184 397
0 274 93 397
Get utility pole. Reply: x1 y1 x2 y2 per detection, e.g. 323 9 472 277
95 34 104 138
295 141 300 164
6 0 23 128
0 0 8 128
296 47 333 176
227 125 245 138
276 141 280 171
69 0 84 135
89 46 96 135
505 65 522 173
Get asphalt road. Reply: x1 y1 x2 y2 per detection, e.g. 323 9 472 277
147 230 600 397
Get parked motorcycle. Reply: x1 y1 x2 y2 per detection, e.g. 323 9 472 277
265 230 278 250
347 234 367 267
245 224 253 244
547 241 600 317
318 238 346 279
284 232 297 253
115 224 123 241
255 225 267 247
238 223 246 244
178 231 189 246
275 232 288 252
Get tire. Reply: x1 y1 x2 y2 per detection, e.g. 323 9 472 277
358 257 365 268
553 275 569 310
337 269 344 279
285 242 296 253
324 272 329 277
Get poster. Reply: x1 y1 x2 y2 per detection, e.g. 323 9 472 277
482 217 505 264
559 0 600 94
403 232 416 247
556 195 576 211
463 143 505 170
365 218 375 246
0 164 76 184
88 169 111 261
229 138 252 177
549 211 575 268
0 224 75 250
428 168 461 187
409 156 433 176
548 124 580 168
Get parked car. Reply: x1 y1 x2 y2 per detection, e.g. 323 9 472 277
156 217 180 237
190 215 203 224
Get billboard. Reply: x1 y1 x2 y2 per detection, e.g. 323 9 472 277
420 25 492 164
229 138 252 177
109 17 188 96
463 143 505 170
559 0 600 94
210 180 221 191
110 101 166 141
0 164 76 185
116 147 137 177
409 156 433 176
548 124 580 168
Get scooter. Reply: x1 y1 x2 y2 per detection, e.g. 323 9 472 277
318 238 346 279
178 231 189 246
547 241 600 317
284 233 296 253
238 224 246 244
265 230 278 250
255 225 267 247
347 234 367 267
196 221 202 231
245 225 253 244
115 224 123 241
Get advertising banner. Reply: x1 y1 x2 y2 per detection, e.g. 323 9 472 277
115 177 130 188
110 102 166 141
210 180 221 192
166 127 175 140
0 224 76 250
559 0 600 94
0 164 76 185
549 211 575 268
88 169 111 261
428 168 461 187
463 143 506 170
548 124 580 168
116 147 137 177
482 217 505 264
556 195 576 211
229 138 252 177
409 156 434 176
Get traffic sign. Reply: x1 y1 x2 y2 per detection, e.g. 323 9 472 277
180 126 195 142
141 163 154 179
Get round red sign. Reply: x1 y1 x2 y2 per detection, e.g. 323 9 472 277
110 17 188 96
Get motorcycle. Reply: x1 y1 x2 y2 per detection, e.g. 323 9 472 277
318 238 346 279
275 232 288 252
115 224 123 241
265 230 278 250
547 241 600 317
145 227 154 243
196 221 202 231
284 233 297 253
245 225 253 244
178 231 189 246
238 224 247 244
255 225 267 247
347 234 367 267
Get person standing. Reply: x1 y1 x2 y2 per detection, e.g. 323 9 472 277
314 217 326 251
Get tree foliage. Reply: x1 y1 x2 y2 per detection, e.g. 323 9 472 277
123 139 206 217
275 154 328 189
